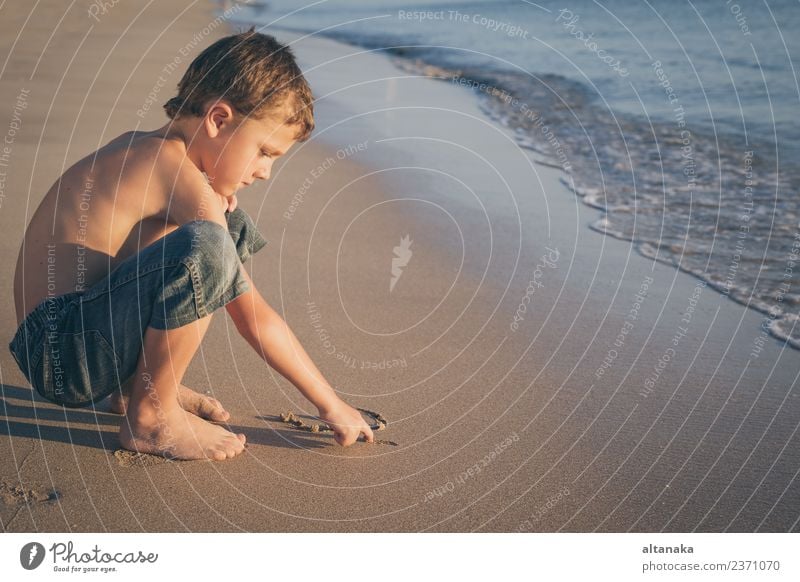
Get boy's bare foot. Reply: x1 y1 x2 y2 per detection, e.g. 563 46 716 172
110 384 230 422
119 405 246 461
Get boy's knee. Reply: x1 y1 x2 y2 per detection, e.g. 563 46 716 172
178 220 240 275
225 208 269 263
150 220 246 328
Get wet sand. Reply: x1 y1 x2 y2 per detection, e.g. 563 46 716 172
0 1 798 532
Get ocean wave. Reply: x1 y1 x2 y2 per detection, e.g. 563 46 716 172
258 5 800 351
389 54 800 351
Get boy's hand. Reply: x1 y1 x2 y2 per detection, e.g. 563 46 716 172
217 193 238 213
319 401 375 446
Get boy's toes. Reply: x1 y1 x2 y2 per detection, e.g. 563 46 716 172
202 398 230 422
236 433 246 444
221 437 245 459
178 386 231 422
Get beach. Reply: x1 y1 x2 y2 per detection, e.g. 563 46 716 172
0 0 798 533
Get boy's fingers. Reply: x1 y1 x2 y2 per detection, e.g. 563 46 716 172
362 424 375 443
330 417 375 446
228 194 238 212
333 427 352 447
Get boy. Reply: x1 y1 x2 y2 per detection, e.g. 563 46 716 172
8 29 374 461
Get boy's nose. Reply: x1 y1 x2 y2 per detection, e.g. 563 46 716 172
253 165 271 181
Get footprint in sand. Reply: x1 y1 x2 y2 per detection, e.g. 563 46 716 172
0 478 60 505
113 449 172 467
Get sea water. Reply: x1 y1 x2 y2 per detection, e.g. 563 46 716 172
239 0 800 349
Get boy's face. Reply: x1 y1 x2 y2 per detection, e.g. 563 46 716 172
201 101 299 197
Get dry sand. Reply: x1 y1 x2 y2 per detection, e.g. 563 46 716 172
0 1 798 532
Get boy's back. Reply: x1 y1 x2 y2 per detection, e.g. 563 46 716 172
13 129 221 326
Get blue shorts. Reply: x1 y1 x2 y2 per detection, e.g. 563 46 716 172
8 208 268 408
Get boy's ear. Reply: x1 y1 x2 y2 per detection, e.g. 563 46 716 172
204 100 236 138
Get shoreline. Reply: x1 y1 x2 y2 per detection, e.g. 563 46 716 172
218 22 800 531
264 23 799 352
252 17 800 353
0 1 797 533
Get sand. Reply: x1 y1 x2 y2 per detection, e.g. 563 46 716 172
0 0 798 532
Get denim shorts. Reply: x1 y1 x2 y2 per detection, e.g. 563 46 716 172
7 208 268 408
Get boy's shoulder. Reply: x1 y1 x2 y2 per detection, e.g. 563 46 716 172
109 129 184 168
77 129 183 183
123 130 227 226
105 130 204 192
73 128 224 227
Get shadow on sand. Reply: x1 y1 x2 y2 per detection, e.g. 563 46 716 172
0 384 330 454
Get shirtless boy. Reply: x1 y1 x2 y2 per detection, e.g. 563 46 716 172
8 29 374 461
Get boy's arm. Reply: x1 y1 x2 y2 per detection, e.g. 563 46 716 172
160 151 230 228
159 155 371 445
225 267 374 446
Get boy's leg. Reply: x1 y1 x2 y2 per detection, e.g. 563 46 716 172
9 213 262 459
109 366 228 421
39 218 252 460
110 219 250 460
119 314 245 461
109 378 228 421
109 207 265 419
